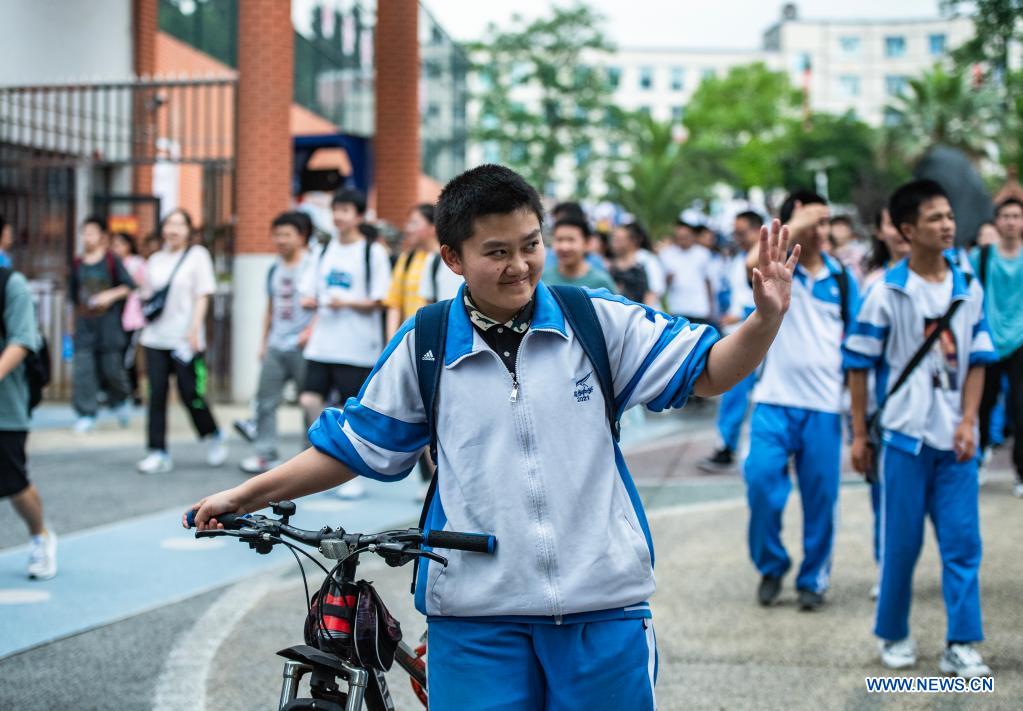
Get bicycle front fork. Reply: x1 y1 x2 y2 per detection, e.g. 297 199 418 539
278 660 370 711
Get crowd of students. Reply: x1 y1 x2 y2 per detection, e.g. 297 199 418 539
1 165 1019 694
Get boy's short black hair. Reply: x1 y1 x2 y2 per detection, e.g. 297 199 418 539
779 190 826 224
82 214 107 232
553 216 591 239
435 164 544 252
735 210 764 229
413 203 436 225
995 197 1023 216
332 187 368 215
829 215 854 228
888 179 950 238
552 201 585 221
272 211 313 240
675 219 693 230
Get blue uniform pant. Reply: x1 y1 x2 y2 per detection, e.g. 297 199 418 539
427 617 657 711
870 479 881 564
717 370 756 451
874 444 983 643
744 404 842 593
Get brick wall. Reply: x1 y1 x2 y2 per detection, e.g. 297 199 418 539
235 0 294 254
132 0 157 231
375 1 421 225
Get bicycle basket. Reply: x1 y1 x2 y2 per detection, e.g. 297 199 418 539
353 580 402 672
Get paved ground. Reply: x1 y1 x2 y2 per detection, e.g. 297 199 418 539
1 399 1020 709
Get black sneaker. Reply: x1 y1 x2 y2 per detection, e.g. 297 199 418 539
797 589 824 611
232 418 257 444
757 575 782 606
698 447 735 473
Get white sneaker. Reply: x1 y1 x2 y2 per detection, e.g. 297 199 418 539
335 478 366 500
72 416 96 435
880 638 917 670
115 401 133 428
206 433 228 467
137 451 173 474
940 644 991 678
240 455 279 475
870 583 880 601
1013 482 1023 499
27 531 57 580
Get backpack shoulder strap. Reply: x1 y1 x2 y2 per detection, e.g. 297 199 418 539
549 285 620 441
411 298 450 593
979 244 992 288
832 264 851 331
106 251 118 284
0 267 11 340
365 238 373 297
266 262 278 299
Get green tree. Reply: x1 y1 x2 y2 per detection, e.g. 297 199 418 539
469 3 616 195
942 0 1023 71
604 113 703 239
883 64 1002 164
681 63 801 191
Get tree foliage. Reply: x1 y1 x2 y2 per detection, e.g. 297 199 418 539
681 63 801 191
942 0 1023 71
883 64 1002 164
468 3 616 194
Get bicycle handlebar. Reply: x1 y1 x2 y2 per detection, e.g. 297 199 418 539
183 506 497 555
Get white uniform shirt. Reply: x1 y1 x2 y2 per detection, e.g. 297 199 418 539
300 238 393 367
660 243 713 318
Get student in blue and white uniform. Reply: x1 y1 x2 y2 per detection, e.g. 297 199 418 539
187 165 802 711
845 179 996 678
744 190 859 611
701 211 764 471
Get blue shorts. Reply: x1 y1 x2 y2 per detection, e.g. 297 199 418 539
427 617 657 711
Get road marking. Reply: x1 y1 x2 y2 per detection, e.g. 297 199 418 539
152 574 281 711
160 538 226 551
0 589 51 604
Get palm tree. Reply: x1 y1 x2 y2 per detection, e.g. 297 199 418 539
604 113 706 239
884 64 1003 165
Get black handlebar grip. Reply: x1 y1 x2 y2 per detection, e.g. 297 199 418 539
183 510 246 529
424 530 497 554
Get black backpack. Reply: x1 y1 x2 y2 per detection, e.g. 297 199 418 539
0 268 52 413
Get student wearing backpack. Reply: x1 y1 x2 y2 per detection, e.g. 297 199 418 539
298 188 392 500
385 204 439 340
68 216 136 434
971 197 1023 498
742 190 859 612
187 164 799 710
845 180 996 677
0 265 56 579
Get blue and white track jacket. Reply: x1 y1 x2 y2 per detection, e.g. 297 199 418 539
309 282 719 621
842 256 997 455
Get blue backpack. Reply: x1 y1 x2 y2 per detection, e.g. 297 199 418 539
409 285 618 590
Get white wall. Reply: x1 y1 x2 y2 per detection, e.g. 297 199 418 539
0 0 133 86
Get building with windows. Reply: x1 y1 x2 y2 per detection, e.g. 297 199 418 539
602 4 974 130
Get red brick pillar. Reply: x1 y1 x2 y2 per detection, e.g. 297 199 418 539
132 0 157 232
231 0 293 401
375 1 420 224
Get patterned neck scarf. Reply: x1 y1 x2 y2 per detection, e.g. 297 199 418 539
463 288 533 334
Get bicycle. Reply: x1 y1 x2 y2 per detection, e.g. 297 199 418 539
184 500 497 710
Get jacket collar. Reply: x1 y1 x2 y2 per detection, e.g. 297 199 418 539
883 250 971 300
444 281 568 368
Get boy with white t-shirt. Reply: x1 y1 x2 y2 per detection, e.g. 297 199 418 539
298 188 391 498
845 180 996 678
660 220 714 323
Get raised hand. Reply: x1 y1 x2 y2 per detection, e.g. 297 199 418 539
751 218 800 322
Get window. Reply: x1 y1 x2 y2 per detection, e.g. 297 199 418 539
702 67 717 80
883 107 901 127
838 35 861 56
607 65 622 89
837 75 861 98
637 105 651 117
885 75 908 97
639 66 654 90
671 106 685 123
885 36 906 58
791 53 811 75
929 33 946 56
670 67 685 91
